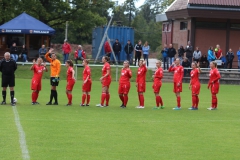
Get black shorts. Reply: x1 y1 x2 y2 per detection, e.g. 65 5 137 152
2 75 15 87
50 77 59 86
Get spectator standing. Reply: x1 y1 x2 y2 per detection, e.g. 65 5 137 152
168 44 176 65
0 52 17 105
161 44 168 70
134 40 142 66
104 41 111 58
193 47 202 63
62 39 71 64
112 39 122 64
124 40 134 64
182 57 191 76
74 45 86 64
200 54 208 68
178 45 185 64
226 48 234 70
237 47 240 71
220 56 227 69
208 46 215 66
39 45 47 61
185 41 193 64
215 44 222 60
10 43 18 61
142 41 150 67
20 45 28 63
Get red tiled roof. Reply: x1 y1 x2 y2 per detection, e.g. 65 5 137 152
189 0 240 6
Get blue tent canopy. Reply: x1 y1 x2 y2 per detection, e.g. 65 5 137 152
0 12 55 35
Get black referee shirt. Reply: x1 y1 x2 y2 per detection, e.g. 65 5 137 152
0 58 17 76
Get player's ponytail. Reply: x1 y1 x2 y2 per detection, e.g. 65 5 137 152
103 56 110 62
66 60 73 67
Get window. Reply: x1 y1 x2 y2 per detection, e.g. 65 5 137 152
180 22 188 30
162 23 168 32
231 24 240 29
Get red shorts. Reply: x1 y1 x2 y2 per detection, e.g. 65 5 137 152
31 79 41 91
211 83 219 94
66 80 75 91
152 82 162 93
173 82 182 93
102 79 111 88
118 83 130 94
82 81 92 92
137 83 146 93
192 83 201 95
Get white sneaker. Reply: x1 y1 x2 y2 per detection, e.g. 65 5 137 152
96 104 104 107
207 107 214 110
136 106 145 109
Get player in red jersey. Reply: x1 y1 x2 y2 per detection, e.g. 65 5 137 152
188 62 201 110
152 60 164 110
207 61 221 110
96 56 111 107
118 60 132 108
65 60 75 106
81 59 92 106
136 60 147 109
168 58 184 110
30 58 48 105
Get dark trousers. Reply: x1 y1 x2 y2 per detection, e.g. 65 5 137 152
126 54 132 64
187 56 193 65
135 52 141 66
226 60 233 69
113 52 120 64
163 57 168 70
193 58 200 63
143 54 149 66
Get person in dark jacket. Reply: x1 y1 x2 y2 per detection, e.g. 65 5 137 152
161 44 168 70
112 39 122 64
134 40 142 66
20 45 28 63
168 44 176 65
200 54 208 68
39 45 47 61
0 52 17 105
182 57 191 76
178 45 185 64
124 40 134 64
10 43 19 62
185 41 193 64
226 48 234 69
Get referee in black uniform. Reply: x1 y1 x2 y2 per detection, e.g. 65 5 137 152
0 52 17 105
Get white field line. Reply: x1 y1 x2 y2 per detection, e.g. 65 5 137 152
12 106 30 160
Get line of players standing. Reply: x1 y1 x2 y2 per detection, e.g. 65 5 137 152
0 49 221 110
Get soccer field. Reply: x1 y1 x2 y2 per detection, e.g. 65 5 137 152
0 79 240 160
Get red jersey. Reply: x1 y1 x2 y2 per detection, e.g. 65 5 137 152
83 65 91 81
119 68 132 84
209 68 221 84
190 68 200 85
102 62 111 80
32 65 45 80
215 49 222 59
153 67 163 83
136 65 147 83
169 65 184 83
67 67 74 81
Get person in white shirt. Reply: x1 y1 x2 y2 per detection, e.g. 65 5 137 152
193 47 202 63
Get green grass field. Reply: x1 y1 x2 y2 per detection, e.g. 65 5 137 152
0 65 240 160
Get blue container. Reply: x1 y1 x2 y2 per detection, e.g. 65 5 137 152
92 26 134 62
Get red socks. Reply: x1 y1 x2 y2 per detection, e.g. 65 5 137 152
139 94 144 106
32 91 39 102
119 95 124 103
68 93 72 104
177 96 181 108
101 93 106 106
82 94 86 105
156 96 163 107
123 95 128 106
106 93 110 106
87 95 90 104
212 95 217 108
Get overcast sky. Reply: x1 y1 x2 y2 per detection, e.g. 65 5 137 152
117 0 145 8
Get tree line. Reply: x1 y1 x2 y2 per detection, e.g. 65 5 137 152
0 0 174 52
